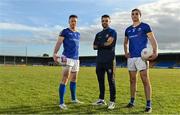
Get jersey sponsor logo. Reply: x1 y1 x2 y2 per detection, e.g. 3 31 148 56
72 39 79 42
97 33 102 39
129 34 138 38
69 33 73 35
97 35 101 39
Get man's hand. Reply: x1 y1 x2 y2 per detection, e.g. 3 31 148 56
93 45 98 50
53 53 60 64
148 51 158 61
53 36 64 63
125 52 131 58
104 37 114 46
147 32 158 61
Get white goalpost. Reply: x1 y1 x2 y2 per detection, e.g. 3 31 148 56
0 46 28 65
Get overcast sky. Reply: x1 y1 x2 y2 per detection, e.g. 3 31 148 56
0 0 180 56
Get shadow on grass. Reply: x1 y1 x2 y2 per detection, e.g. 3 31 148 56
0 104 61 114
0 103 145 114
0 104 101 114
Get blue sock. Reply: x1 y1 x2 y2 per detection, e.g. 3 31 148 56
146 100 151 108
59 84 66 104
130 97 135 105
70 81 76 100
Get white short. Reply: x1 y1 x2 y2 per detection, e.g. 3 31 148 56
127 57 149 71
59 55 79 72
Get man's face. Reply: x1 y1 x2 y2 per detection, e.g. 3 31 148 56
131 11 141 22
101 17 110 29
69 17 77 28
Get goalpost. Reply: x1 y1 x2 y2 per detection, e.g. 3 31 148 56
0 46 28 65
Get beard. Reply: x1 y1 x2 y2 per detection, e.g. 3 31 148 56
132 17 140 22
102 24 108 29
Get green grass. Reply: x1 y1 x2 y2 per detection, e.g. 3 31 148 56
0 66 180 114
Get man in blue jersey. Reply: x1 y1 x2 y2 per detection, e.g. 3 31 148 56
53 15 83 110
124 8 158 113
93 15 117 110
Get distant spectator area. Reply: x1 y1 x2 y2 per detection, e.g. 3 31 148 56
0 53 180 68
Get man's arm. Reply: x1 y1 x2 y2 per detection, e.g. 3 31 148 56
103 37 114 46
99 30 116 48
93 35 99 50
124 36 130 58
53 36 64 63
147 32 158 60
95 37 114 49
93 45 98 50
93 31 116 50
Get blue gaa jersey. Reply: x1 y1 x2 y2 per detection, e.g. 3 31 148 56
59 28 80 60
125 22 152 58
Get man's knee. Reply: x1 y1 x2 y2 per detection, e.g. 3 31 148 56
143 79 150 87
140 70 150 85
130 77 136 84
61 76 69 84
70 72 78 82
61 66 71 84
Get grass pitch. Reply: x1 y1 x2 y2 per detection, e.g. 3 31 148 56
0 66 180 114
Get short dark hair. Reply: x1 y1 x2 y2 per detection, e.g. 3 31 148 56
101 14 110 19
132 8 141 16
69 15 78 20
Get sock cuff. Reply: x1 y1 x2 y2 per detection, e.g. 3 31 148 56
59 84 66 90
60 84 66 87
147 100 151 103
70 82 76 88
70 81 76 85
146 100 152 108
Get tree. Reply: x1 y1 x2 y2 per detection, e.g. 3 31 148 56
43 53 49 57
